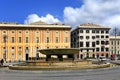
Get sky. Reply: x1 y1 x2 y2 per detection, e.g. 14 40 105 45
0 0 120 29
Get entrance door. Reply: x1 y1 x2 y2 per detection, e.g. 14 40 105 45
80 54 83 59
92 54 95 58
26 54 29 61
87 53 89 58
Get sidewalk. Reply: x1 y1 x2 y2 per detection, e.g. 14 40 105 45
3 61 25 67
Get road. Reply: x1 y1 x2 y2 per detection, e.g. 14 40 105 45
0 66 120 80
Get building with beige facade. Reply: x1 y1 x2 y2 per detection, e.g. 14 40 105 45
71 23 111 59
109 36 120 56
0 21 71 61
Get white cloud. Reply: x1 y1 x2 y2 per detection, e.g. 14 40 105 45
63 0 120 28
24 0 120 29
24 14 61 24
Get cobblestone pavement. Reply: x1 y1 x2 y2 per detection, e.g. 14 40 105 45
0 66 120 80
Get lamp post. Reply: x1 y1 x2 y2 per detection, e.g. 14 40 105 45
3 35 7 62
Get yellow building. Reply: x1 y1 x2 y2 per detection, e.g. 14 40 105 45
109 36 120 56
0 21 71 61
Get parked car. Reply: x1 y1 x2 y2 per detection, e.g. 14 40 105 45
98 56 110 64
99 56 107 61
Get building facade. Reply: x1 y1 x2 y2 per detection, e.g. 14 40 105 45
0 22 71 61
71 23 110 59
109 36 120 56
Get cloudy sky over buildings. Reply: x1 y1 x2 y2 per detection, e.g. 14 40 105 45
0 0 120 28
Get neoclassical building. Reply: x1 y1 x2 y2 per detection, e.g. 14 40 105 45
71 23 111 59
109 36 120 56
0 21 71 61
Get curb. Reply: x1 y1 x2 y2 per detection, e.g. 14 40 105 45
9 64 110 70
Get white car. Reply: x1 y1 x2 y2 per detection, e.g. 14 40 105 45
98 56 110 61
99 56 106 61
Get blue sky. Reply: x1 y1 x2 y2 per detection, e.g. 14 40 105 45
0 0 82 24
1 0 120 28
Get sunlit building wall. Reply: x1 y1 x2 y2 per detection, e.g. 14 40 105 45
0 22 71 61
71 23 110 59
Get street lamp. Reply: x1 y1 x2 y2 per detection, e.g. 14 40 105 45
3 35 7 62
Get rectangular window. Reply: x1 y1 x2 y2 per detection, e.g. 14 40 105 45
118 41 119 45
46 29 49 33
3 35 7 43
56 37 59 43
106 41 109 45
92 30 95 33
106 36 109 38
18 31 22 34
26 31 29 34
3 47 5 53
11 37 14 43
56 31 58 34
106 30 109 33
80 30 83 33
86 42 89 47
18 37 22 43
80 42 83 47
92 36 95 39
96 35 99 38
101 36 104 38
47 37 49 43
11 31 14 34
92 42 95 47
86 36 89 39
26 37 29 43
36 37 39 43
18 53 22 59
111 41 113 45
65 37 68 43
86 30 89 33
106 48 109 51
96 30 99 33
96 41 99 45
101 46 104 51
101 30 104 33
25 47 29 53
101 41 104 45
77 30 79 34
11 53 15 59
96 48 99 51
80 36 83 39
18 47 22 50
56 46 58 48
